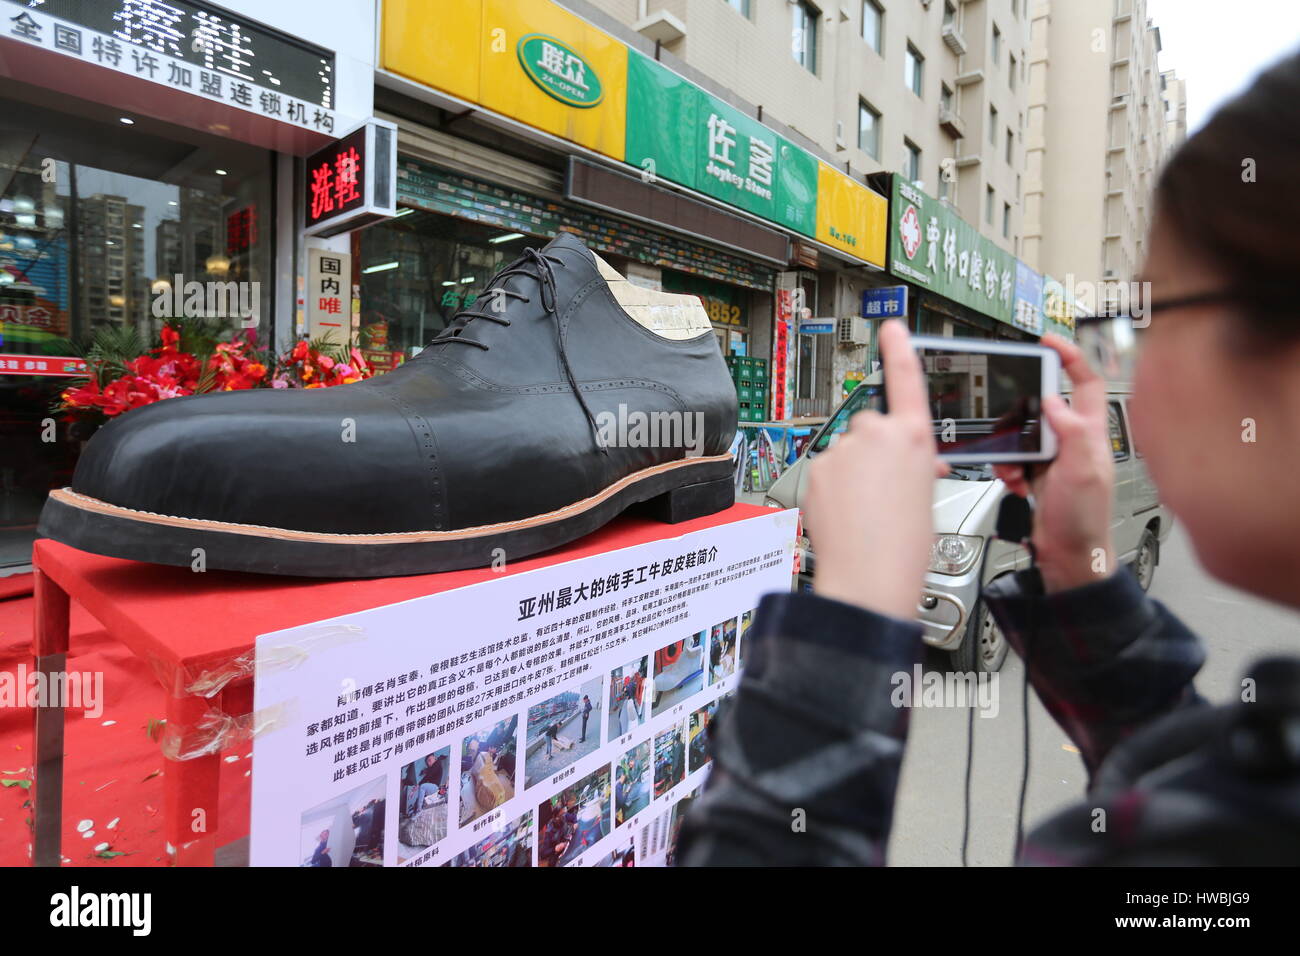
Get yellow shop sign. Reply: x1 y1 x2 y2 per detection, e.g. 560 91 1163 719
382 0 627 160
814 163 887 268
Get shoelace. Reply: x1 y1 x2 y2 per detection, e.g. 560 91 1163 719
430 247 608 455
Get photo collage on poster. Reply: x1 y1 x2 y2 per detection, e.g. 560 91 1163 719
295 604 760 868
257 511 797 868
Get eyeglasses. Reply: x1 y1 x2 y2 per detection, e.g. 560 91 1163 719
1075 314 1139 381
1074 287 1258 378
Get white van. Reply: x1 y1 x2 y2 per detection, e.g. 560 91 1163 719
763 379 1172 672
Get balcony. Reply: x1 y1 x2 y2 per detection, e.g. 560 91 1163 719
634 9 686 44
941 23 968 55
939 106 965 138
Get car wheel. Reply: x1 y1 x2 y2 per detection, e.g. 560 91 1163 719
949 597 1010 673
1130 528 1157 592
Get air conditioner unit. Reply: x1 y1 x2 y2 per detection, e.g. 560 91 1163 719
838 316 870 346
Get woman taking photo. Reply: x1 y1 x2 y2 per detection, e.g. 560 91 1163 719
678 50 1300 866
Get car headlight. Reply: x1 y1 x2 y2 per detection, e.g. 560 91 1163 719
929 534 983 575
763 497 785 509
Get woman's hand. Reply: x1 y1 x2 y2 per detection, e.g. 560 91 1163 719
993 334 1116 593
807 320 948 620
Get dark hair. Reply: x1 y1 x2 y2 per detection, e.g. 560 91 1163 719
1154 49 1300 343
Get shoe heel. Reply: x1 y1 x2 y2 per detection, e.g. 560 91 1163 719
641 476 735 524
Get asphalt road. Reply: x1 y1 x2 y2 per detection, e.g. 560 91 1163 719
887 523 1298 866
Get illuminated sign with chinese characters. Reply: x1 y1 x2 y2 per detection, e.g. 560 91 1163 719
303 119 397 237
10 0 334 107
226 205 258 255
306 126 366 229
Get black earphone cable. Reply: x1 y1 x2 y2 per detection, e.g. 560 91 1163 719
1014 540 1037 863
959 534 996 867
962 491 1037 866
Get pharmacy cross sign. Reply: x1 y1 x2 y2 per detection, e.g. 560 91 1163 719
899 204 922 260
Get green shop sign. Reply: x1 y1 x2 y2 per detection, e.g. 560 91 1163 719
625 51 817 237
889 177 1015 324
517 34 605 107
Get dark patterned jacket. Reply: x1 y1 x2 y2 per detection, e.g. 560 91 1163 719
677 568 1300 865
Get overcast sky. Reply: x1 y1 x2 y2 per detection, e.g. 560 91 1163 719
1146 0 1300 131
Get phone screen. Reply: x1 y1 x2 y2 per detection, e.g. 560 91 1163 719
915 346 1044 455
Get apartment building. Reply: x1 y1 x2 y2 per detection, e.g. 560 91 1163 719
76 194 148 332
589 0 1031 257
1023 0 1186 292
575 0 1034 412
1162 69 1188 152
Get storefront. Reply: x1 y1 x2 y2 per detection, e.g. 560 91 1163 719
378 0 887 425
0 0 375 572
887 174 1040 344
352 153 780 372
658 271 758 358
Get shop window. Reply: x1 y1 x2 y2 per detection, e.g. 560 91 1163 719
0 93 273 570
356 213 539 369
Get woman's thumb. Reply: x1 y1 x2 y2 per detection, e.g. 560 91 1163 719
1042 394 1085 442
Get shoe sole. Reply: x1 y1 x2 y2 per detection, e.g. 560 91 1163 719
38 454 736 578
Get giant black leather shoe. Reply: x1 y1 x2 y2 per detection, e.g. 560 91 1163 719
39 233 738 577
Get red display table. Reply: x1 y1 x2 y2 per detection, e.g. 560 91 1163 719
31 503 765 866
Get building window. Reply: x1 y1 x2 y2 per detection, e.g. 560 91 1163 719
723 0 751 16
1003 201 1011 238
940 82 954 113
1009 53 1017 89
986 185 995 224
905 43 924 97
862 0 883 55
1006 127 1013 164
859 99 881 158
792 1 818 72
989 104 998 144
992 24 1002 65
903 139 921 184
943 1 956 27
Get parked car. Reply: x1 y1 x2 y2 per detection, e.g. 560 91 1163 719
763 377 1172 672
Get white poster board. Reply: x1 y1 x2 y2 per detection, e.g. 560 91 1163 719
250 509 797 867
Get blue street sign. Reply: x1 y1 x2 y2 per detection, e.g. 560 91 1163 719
861 285 908 319
799 320 836 334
